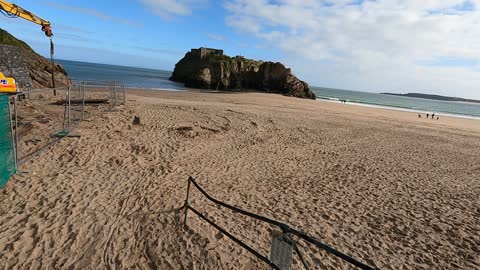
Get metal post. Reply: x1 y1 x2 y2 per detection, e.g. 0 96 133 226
184 177 192 225
114 80 117 107
81 82 86 120
109 81 113 109
62 92 67 130
294 243 310 270
67 85 71 129
7 96 17 173
13 94 19 168
50 38 56 96
122 83 126 105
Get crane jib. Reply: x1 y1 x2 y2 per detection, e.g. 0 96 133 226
0 0 56 92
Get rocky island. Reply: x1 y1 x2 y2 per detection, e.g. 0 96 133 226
170 47 316 99
0 28 69 89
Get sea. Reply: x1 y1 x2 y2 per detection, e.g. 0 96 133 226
57 59 186 91
57 59 480 119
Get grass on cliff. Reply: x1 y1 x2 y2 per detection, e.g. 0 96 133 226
208 54 260 66
0 28 33 51
209 54 232 62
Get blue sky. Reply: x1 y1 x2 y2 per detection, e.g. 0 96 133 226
2 0 480 99
2 0 276 69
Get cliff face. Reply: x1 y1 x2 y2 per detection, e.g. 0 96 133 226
0 45 31 89
0 28 70 89
170 48 316 99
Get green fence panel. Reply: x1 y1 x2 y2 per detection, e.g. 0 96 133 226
0 94 15 188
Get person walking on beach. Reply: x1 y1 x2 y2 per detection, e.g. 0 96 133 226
427 113 429 118
418 114 422 118
432 113 435 119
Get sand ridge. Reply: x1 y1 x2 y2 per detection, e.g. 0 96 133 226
0 90 479 269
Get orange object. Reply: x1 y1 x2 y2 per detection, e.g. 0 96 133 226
42 25 53 37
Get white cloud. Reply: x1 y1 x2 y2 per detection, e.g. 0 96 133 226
43 2 143 27
225 0 480 98
207 33 225 41
139 0 206 19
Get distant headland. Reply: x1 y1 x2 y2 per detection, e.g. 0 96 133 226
381 92 480 104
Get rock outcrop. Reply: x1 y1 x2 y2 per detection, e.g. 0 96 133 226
170 47 316 99
0 28 70 89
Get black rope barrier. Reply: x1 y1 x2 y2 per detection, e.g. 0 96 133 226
184 176 376 270
289 229 374 270
188 176 285 228
294 243 310 270
187 206 281 270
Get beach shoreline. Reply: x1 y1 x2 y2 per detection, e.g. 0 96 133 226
124 86 480 120
316 97 480 120
127 88 480 132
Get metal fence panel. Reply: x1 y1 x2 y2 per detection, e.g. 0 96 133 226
108 81 125 109
15 88 69 163
14 81 125 165
271 232 293 270
0 94 16 188
68 85 84 129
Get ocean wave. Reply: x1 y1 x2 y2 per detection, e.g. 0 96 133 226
316 98 480 120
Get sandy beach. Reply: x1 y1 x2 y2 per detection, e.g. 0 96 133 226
1 89 479 269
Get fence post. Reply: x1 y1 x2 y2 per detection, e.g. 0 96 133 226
13 94 18 168
67 85 71 129
114 80 117 107
9 96 17 173
122 83 126 105
109 81 113 109
184 177 192 225
294 243 310 270
81 82 86 120
62 92 67 130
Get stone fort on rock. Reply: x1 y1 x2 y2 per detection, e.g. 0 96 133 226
170 47 316 99
190 47 224 59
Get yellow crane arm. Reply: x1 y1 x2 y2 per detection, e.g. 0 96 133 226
0 0 56 92
0 0 52 37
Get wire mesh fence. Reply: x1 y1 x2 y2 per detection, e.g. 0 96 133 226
12 80 125 165
107 81 126 109
14 87 70 163
73 80 126 109
0 94 16 188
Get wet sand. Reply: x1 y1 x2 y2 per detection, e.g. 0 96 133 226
0 89 479 269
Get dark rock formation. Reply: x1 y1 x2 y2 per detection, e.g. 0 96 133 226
0 28 70 89
170 47 315 99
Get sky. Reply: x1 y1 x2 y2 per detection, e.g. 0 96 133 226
1 0 480 99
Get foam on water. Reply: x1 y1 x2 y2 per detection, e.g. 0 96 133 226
317 98 480 120
313 87 480 119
